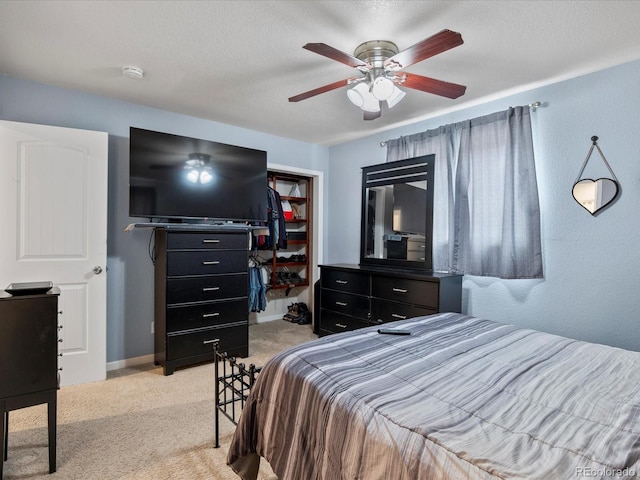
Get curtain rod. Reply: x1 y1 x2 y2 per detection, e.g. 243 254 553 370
379 101 543 147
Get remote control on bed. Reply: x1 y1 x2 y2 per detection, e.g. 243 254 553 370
377 329 411 335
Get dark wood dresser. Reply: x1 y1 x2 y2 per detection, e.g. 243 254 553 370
154 227 250 375
319 264 462 336
1 288 60 478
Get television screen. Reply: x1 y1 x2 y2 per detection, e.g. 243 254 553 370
392 182 427 235
129 127 267 222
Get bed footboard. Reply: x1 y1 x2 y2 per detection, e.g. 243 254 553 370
213 342 262 448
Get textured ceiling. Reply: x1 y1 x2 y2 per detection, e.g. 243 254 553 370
2 1 640 145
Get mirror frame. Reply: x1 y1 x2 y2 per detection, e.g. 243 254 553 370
572 177 619 216
359 155 435 271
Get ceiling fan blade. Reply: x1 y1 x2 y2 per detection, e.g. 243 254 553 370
385 29 463 69
363 109 382 121
401 73 466 99
289 78 358 102
303 43 368 68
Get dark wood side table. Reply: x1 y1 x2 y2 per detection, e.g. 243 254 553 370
0 287 60 478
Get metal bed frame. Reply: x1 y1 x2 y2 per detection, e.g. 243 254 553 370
213 342 262 448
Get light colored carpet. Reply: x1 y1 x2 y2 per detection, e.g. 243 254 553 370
4 320 317 479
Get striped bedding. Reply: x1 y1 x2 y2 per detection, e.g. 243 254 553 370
227 313 640 479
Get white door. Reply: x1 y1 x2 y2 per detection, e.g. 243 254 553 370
0 120 108 386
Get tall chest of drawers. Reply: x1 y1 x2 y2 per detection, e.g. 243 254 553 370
319 264 462 336
154 228 249 375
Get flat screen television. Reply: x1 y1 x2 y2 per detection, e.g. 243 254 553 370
129 127 268 222
392 182 427 235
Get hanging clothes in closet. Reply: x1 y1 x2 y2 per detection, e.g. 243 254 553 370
248 255 267 312
258 186 287 250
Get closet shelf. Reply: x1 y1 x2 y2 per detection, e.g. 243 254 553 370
285 240 306 245
267 171 311 295
269 281 310 290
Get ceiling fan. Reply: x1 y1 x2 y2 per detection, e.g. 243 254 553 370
288 29 467 120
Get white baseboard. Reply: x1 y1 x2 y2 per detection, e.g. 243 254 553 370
251 314 282 324
106 353 155 372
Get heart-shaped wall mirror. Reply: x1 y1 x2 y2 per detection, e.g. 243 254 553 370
572 178 619 215
573 136 619 216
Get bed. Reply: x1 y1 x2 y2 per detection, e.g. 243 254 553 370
227 312 640 479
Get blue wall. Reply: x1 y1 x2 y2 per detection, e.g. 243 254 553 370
328 59 640 351
0 76 330 362
2 57 639 362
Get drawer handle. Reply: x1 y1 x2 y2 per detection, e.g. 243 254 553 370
203 338 220 345
335 301 348 307
335 280 348 284
203 239 221 244
203 260 220 265
392 313 408 320
392 288 408 293
335 323 347 329
202 287 220 292
202 312 220 318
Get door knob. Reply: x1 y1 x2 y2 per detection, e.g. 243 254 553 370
93 266 103 274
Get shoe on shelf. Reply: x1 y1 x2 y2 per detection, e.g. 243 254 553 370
286 272 303 284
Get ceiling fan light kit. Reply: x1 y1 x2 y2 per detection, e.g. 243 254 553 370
347 82 381 112
289 30 467 121
386 87 406 108
346 83 366 107
371 76 395 101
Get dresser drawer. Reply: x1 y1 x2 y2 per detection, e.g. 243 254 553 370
166 323 247 360
321 269 369 295
372 275 439 309
167 250 247 276
407 237 426 247
407 240 427 262
167 298 248 333
167 232 248 250
319 310 368 336
166 273 247 305
321 289 369 320
370 298 436 325
407 251 427 262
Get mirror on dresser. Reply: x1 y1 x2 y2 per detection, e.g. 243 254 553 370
360 155 435 270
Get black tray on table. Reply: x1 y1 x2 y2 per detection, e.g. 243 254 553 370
5 281 54 296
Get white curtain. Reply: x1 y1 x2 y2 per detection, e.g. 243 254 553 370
386 107 543 279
